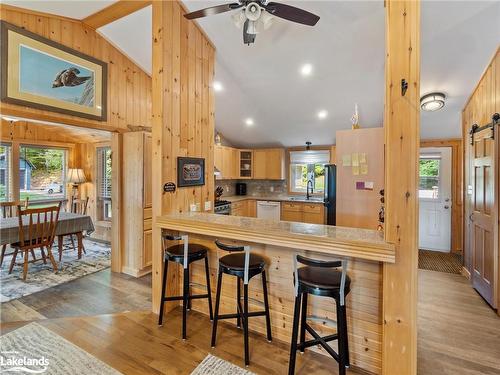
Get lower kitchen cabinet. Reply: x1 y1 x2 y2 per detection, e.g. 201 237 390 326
231 199 257 217
281 201 325 224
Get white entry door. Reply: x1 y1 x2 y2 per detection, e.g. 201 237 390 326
418 147 452 252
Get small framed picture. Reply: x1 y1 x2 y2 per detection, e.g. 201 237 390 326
177 157 205 187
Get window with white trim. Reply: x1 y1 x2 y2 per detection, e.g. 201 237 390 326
289 150 330 193
0 143 12 202
97 146 112 220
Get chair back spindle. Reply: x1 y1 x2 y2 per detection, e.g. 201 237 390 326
70 196 89 215
17 202 61 251
1 198 29 218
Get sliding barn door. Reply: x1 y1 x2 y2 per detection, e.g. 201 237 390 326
471 127 498 308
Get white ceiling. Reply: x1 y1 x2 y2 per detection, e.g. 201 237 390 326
2 0 116 19
4 1 500 147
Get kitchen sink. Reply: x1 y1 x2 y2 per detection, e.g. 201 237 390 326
289 196 323 202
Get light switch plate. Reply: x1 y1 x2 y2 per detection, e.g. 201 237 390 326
190 203 197 212
204 201 212 211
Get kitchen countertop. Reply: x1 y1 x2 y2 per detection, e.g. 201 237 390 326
224 195 324 204
156 212 395 263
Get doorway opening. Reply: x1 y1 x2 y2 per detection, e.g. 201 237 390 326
418 146 461 274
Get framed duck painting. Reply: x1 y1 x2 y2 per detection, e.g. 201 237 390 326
0 21 107 121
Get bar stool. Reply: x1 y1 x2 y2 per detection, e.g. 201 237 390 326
288 255 350 375
158 234 213 340
211 240 272 367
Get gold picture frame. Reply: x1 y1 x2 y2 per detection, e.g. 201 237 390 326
1 21 107 121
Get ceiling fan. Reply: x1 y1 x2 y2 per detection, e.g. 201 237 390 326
184 1 320 45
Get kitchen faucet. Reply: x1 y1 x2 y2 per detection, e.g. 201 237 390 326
306 179 313 200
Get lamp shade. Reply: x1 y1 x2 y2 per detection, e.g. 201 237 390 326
67 168 87 184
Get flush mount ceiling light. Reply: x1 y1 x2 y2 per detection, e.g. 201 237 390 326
245 118 254 126
300 63 313 76
420 92 446 112
2 116 19 122
213 81 223 92
317 110 328 119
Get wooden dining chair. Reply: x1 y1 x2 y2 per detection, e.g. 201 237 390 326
0 198 29 267
58 196 89 261
9 202 61 281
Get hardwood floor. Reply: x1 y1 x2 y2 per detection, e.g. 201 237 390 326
0 309 352 375
0 269 151 323
418 270 500 375
2 267 499 374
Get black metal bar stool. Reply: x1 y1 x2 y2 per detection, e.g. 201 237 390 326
211 240 272 367
288 255 351 375
158 234 213 340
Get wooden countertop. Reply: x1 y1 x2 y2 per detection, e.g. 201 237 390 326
156 213 395 263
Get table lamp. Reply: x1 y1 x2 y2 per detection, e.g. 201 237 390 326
67 168 87 197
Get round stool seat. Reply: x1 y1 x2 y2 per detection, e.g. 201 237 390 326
219 253 265 270
298 267 351 296
165 243 208 263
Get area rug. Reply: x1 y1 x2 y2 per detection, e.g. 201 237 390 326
0 239 110 302
0 322 121 374
418 249 462 274
191 354 255 375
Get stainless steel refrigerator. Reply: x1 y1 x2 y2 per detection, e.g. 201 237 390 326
323 164 337 225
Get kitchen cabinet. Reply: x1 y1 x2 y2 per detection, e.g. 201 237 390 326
281 201 325 224
214 146 284 180
239 150 253 179
253 148 285 180
231 200 248 217
215 145 238 179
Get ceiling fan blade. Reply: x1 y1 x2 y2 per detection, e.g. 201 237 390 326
265 2 319 26
243 20 256 45
184 3 243 20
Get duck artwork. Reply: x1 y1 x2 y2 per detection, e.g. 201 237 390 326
52 68 91 88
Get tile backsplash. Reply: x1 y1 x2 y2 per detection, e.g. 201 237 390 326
217 179 288 197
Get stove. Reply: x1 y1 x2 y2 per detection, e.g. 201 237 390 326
214 200 231 215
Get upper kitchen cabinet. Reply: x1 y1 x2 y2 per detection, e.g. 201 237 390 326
239 150 253 179
253 148 285 180
215 145 238 179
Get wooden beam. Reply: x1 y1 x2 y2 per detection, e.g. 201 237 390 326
383 1 420 374
82 0 152 30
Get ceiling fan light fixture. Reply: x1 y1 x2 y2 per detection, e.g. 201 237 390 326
245 2 262 21
232 10 246 29
420 92 446 112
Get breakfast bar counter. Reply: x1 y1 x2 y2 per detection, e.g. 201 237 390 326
156 212 395 374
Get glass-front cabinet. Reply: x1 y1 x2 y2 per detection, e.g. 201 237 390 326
239 150 253 179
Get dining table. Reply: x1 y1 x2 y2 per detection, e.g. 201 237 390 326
0 212 95 256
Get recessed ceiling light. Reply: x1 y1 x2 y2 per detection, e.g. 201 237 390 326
300 63 313 76
213 81 223 92
420 92 445 112
245 118 254 126
317 110 328 119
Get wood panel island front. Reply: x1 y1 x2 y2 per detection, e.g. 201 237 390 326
155 213 395 375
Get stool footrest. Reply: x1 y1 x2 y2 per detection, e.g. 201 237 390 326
162 293 209 302
302 323 339 361
217 311 267 320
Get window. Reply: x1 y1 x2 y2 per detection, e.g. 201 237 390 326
19 145 67 202
97 146 112 220
0 143 12 201
419 155 440 199
289 150 330 193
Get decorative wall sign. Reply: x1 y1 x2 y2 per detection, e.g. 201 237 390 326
177 157 205 187
163 182 176 193
1 21 107 121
